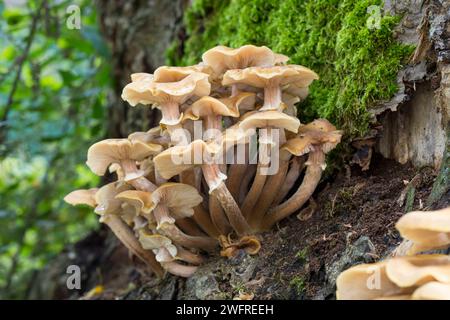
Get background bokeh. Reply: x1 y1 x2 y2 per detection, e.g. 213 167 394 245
0 0 108 298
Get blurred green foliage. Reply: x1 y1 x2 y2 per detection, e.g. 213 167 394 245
0 0 110 299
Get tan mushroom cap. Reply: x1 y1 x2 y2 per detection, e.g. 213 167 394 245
202 45 276 76
149 72 211 105
115 190 153 214
64 188 98 208
274 53 289 65
222 65 319 89
185 96 240 120
86 139 162 177
395 207 450 254
94 182 131 220
412 281 450 300
128 126 170 147
154 140 219 179
138 230 178 260
238 110 300 133
296 119 343 154
154 64 212 82
120 73 154 106
336 261 411 300
386 254 450 288
220 92 256 113
281 135 315 157
150 183 203 220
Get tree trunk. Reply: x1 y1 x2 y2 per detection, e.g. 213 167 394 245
96 0 188 137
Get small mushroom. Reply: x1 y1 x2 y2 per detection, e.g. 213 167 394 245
238 110 300 222
86 138 162 182
64 185 164 277
202 45 276 80
395 207 450 254
223 65 318 111
138 231 201 277
122 72 210 142
261 119 342 230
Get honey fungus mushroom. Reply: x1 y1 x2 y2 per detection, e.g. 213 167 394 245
64 184 164 277
260 119 342 230
86 138 162 182
65 44 341 277
336 254 450 300
138 231 203 277
154 140 251 237
396 207 450 254
223 65 318 111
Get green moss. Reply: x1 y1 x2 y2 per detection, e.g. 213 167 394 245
295 247 309 264
290 275 306 295
168 0 414 138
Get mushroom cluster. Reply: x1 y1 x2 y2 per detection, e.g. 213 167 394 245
336 207 450 300
64 45 342 278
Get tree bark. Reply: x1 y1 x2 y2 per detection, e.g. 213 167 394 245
96 0 188 137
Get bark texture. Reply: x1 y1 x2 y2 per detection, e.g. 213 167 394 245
97 0 188 137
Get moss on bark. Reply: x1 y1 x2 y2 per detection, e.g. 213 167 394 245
167 0 414 138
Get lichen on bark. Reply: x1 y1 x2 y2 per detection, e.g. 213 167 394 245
168 0 414 138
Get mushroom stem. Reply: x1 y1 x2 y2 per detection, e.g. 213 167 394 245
180 169 220 238
242 127 275 219
193 204 222 238
160 223 217 251
242 161 268 219
202 164 250 236
162 261 197 278
261 150 325 230
209 194 232 235
176 217 207 237
249 157 290 230
121 160 157 192
226 145 249 202
104 215 164 277
262 83 282 111
176 247 204 265
273 157 305 204
239 164 257 205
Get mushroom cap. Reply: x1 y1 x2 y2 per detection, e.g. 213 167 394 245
122 72 210 107
115 190 153 214
64 188 99 208
220 92 256 113
154 64 212 82
185 96 240 119
154 140 218 179
386 254 450 288
336 261 411 300
150 182 203 219
395 207 450 254
94 182 131 218
138 230 177 260
222 65 319 89
121 73 155 106
274 53 289 65
150 72 211 105
86 139 162 176
128 126 170 147
412 281 450 300
202 45 276 76
238 110 300 133
295 119 343 154
281 135 315 156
